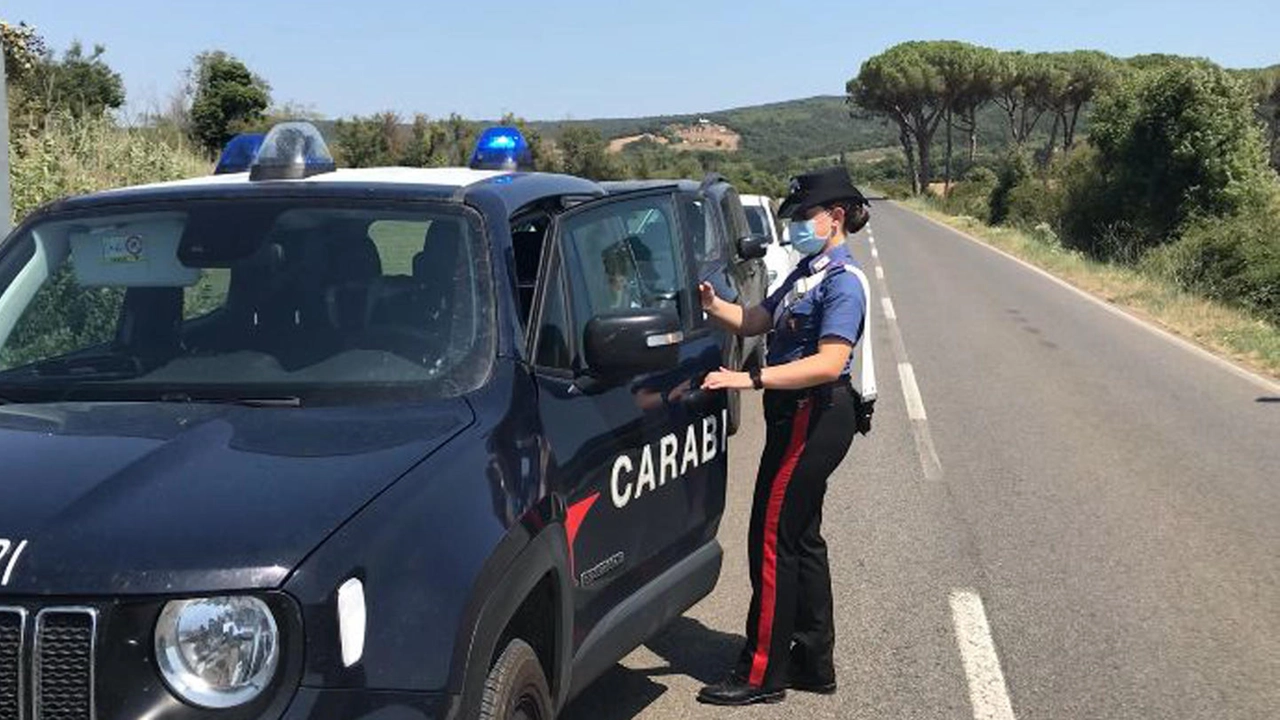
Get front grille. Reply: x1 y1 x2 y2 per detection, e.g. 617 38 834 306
33 611 95 720
0 609 25 720
0 608 96 720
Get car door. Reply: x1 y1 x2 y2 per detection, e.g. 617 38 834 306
527 189 727 642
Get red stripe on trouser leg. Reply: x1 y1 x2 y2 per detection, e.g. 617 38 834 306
748 402 812 687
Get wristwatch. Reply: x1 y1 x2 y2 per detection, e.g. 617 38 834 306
749 366 764 390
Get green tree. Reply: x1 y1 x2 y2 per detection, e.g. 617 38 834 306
848 42 948 193
1236 66 1280 171
333 112 404 168
187 51 271 155
991 52 1064 148
558 125 615 179
27 42 125 119
1066 60 1274 254
933 42 998 188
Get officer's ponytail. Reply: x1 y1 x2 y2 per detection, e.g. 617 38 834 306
832 200 870 235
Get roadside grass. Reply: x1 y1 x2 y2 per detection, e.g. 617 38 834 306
897 198 1280 383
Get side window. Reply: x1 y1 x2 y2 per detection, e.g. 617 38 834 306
719 187 750 248
680 194 722 277
533 254 572 370
560 194 686 343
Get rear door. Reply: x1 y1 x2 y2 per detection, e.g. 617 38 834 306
527 190 727 641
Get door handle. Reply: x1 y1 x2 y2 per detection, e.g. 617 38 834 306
646 330 684 348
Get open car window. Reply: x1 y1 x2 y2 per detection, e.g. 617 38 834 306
0 198 494 403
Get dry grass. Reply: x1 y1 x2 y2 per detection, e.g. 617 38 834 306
10 115 209 223
900 198 1280 382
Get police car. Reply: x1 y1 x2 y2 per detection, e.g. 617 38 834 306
0 123 733 719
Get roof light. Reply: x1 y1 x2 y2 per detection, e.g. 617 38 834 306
214 133 265 175
249 121 337 181
469 126 534 171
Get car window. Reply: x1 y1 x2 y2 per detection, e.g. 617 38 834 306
680 194 722 277
719 187 750 246
744 206 769 237
0 199 494 403
533 254 572 370
560 194 686 343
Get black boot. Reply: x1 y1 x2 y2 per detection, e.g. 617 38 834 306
696 675 786 706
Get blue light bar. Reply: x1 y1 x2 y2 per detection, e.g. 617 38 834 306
214 133 265 175
470 126 534 171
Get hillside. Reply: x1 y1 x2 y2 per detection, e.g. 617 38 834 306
528 95 1074 165
529 96 894 161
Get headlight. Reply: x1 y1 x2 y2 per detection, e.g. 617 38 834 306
155 596 280 708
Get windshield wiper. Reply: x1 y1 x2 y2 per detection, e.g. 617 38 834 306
32 353 143 379
158 392 303 408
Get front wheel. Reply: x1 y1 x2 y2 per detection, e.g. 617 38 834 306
480 639 553 720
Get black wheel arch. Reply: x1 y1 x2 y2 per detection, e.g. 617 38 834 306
449 505 575 717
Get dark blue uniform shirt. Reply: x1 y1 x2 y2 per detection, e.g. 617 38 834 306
761 243 866 378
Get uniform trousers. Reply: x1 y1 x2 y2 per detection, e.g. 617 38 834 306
735 380 857 690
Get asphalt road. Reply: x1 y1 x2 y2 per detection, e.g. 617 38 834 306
563 200 1280 720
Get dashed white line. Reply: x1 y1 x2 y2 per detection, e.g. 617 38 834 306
875 265 885 280
897 362 927 420
871 247 879 258
950 589 1017 720
881 297 897 320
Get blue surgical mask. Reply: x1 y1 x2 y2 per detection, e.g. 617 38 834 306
789 220 827 256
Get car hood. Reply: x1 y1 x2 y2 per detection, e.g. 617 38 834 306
0 400 472 596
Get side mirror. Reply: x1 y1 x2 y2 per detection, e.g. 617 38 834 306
737 235 768 260
584 308 682 379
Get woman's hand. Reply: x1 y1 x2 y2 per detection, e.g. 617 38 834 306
702 366 753 391
698 281 718 311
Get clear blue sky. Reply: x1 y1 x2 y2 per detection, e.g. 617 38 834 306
6 0 1278 121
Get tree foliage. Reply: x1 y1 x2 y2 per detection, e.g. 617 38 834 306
187 51 271 155
1078 60 1274 248
3 22 124 129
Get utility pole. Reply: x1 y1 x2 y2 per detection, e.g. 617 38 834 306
0 33 12 234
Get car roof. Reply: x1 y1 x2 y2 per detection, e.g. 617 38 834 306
42 167 606 218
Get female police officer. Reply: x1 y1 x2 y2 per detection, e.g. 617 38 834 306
696 166 871 706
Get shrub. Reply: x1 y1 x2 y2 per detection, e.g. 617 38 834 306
10 114 208 223
987 151 1032 225
937 179 995 219
1003 179 1065 230
1145 198 1280 326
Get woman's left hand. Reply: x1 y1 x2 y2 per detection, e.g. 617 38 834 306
702 367 753 391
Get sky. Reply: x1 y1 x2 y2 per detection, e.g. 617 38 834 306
6 0 1279 121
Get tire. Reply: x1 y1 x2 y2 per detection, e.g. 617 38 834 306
479 639 553 720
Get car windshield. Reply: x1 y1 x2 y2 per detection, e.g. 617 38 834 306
0 198 494 404
744 206 769 237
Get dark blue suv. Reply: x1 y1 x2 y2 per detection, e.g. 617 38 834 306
0 125 730 719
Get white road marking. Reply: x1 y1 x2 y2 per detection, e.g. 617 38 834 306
862 224 943 480
869 235 876 245
898 362 927 421
904 206 1280 395
950 589 1017 720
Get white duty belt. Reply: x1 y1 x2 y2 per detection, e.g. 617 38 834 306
778 257 877 402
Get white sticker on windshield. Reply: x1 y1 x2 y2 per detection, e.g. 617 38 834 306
103 234 146 264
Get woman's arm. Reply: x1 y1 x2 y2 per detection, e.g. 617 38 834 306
702 338 852 391
700 281 774 337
